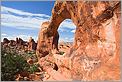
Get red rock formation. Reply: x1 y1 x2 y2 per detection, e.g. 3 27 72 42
28 37 37 51
16 38 19 44
18 38 24 46
2 37 37 51
37 1 121 81
3 38 10 44
15 38 24 49
9 40 16 46
15 38 28 50
2 38 10 48
52 31 59 52
36 21 59 58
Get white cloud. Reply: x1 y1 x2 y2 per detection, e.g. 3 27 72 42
1 36 15 42
1 6 50 30
1 33 7 36
58 19 76 30
59 37 74 42
1 6 76 30
1 6 76 42
1 6 50 18
71 29 76 33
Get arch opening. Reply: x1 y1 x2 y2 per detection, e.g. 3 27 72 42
57 19 76 55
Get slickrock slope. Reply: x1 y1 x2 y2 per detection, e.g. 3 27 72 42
36 1 121 81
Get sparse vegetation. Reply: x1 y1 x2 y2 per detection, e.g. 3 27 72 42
28 64 40 74
1 46 40 81
1 47 30 81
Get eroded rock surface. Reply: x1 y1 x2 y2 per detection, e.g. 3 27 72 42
37 1 121 81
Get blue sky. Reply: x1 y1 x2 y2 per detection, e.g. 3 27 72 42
1 1 76 42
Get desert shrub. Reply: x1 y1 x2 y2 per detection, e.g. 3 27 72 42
1 47 30 81
28 64 40 74
1 46 40 81
21 51 39 73
24 51 38 63
59 51 65 55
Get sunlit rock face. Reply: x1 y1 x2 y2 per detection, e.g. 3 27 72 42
37 1 121 81
28 37 37 51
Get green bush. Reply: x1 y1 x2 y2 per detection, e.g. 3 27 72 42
1 47 30 81
1 46 40 81
28 64 40 74
59 51 65 55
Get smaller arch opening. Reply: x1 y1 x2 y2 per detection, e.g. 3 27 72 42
57 19 76 55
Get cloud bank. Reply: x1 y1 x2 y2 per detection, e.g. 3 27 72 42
1 6 76 30
1 6 50 29
1 33 37 42
1 6 76 42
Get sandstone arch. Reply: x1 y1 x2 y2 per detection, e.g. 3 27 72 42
36 1 72 58
36 1 121 80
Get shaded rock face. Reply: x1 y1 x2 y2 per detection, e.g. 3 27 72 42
18 38 24 45
3 38 10 44
9 40 16 46
28 37 37 51
37 1 121 81
36 21 59 58
2 38 10 48
15 38 27 49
